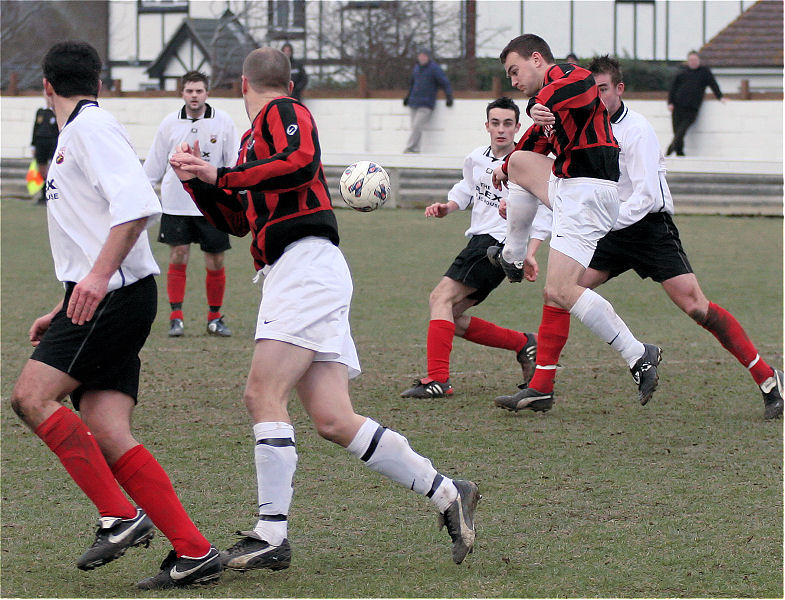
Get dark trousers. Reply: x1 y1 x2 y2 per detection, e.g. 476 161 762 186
667 106 699 155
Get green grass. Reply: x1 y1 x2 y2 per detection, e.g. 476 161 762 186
1 199 782 598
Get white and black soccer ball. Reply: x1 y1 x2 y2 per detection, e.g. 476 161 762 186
338 161 391 212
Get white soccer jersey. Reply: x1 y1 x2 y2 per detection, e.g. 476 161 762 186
46 100 161 291
530 102 675 240
144 104 239 215
609 102 674 230
447 145 509 241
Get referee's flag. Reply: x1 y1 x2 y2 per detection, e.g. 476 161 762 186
26 159 44 196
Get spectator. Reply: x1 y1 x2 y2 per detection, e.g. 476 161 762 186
281 42 308 101
403 48 453 153
565 52 579 65
30 98 59 204
666 50 726 156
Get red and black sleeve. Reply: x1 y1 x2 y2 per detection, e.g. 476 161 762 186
215 99 321 193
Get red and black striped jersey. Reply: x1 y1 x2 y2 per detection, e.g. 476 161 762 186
184 96 338 268
511 64 619 182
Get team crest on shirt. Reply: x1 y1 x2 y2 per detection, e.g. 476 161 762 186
286 124 298 136
210 135 217 143
55 148 65 164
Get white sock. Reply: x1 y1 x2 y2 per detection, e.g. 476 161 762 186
252 421 297 546
346 418 457 512
502 183 540 263
570 289 645 367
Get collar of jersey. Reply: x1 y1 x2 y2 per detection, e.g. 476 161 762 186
610 101 627 125
65 99 99 127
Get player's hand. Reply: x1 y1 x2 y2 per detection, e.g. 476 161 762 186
29 313 54 346
498 198 507 219
492 164 508 191
667 103 674 112
67 273 109 326
170 141 218 184
425 202 449 218
530 103 555 127
523 255 539 282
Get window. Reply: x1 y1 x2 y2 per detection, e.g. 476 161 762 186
138 0 188 13
268 0 306 39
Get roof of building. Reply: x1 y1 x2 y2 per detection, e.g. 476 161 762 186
146 9 258 86
699 0 783 68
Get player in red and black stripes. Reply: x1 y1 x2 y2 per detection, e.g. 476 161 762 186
489 34 662 413
169 47 479 571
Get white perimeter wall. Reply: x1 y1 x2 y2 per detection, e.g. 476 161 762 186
2 96 782 173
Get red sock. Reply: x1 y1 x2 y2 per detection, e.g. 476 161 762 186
463 317 528 352
111 444 211 558
700 301 774 385
205 267 226 321
167 263 187 320
426 319 455 382
35 406 136 518
528 305 571 393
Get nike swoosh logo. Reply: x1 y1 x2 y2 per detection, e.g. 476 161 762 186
170 558 213 580
107 514 146 544
232 545 277 566
263 320 276 324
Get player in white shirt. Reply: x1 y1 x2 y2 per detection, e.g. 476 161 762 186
400 97 538 399
144 71 239 338
10 41 222 589
521 55 782 420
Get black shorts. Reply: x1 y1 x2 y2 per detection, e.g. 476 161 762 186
589 212 693 283
158 214 231 253
31 275 157 410
444 233 506 304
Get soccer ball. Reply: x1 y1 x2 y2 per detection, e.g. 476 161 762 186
338 161 391 212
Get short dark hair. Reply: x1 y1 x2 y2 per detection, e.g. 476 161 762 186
243 47 290 92
42 41 101 98
180 70 209 91
588 54 623 86
486 96 520 123
500 34 554 65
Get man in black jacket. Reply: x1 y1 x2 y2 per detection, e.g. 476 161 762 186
666 51 726 156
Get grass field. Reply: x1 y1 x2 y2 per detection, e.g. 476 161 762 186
1 198 782 598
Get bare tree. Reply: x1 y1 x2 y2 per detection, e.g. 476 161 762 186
1 0 109 90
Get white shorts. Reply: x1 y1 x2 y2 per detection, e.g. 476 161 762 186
548 176 619 268
255 237 361 379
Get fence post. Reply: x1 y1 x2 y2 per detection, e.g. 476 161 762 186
8 72 19 96
739 79 750 100
358 73 369 98
492 76 501 99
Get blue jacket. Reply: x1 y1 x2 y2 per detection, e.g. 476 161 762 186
405 60 453 109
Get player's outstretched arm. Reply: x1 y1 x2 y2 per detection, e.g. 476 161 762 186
425 201 458 218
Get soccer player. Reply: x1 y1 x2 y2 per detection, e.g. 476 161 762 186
522 55 782 420
144 71 239 338
10 41 221 589
489 34 662 413
168 47 479 570
400 97 537 399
